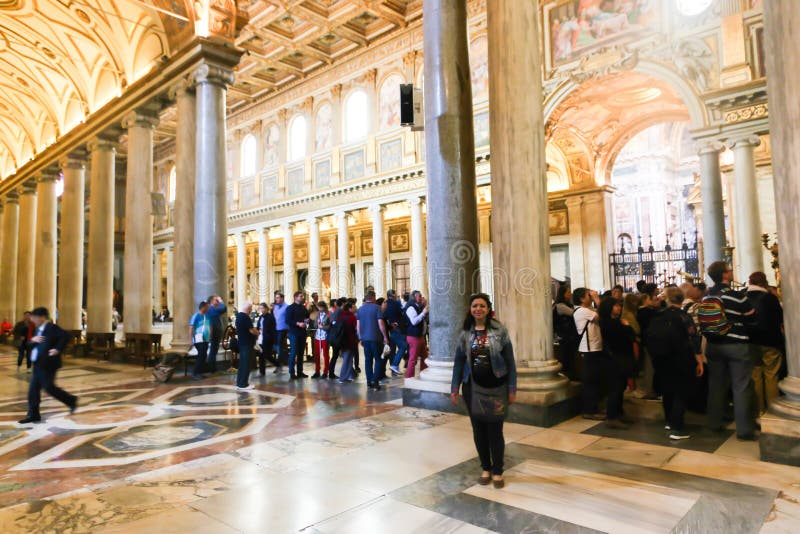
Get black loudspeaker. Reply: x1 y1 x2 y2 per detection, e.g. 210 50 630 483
400 84 414 126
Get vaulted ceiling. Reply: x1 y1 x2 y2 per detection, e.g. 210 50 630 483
0 0 174 178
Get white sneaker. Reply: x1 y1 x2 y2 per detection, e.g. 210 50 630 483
236 384 255 391
669 432 690 440
664 425 671 430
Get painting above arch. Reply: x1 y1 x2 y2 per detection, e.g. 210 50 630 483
378 74 404 130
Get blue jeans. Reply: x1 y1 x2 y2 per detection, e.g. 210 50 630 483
237 344 252 388
361 340 382 384
706 342 757 437
339 349 355 381
390 330 409 368
273 330 288 365
288 330 306 376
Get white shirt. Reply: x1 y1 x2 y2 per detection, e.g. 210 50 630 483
573 306 602 353
30 325 45 362
405 305 427 334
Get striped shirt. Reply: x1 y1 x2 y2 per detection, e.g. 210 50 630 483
707 284 756 344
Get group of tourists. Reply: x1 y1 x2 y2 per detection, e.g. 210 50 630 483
554 260 784 442
188 288 431 392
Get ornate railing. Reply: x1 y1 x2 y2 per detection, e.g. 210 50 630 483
609 232 699 290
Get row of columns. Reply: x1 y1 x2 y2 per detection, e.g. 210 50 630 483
229 197 427 306
697 135 764 280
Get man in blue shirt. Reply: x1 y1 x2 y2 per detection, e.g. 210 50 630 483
286 291 310 379
205 294 227 373
383 289 409 375
234 303 258 390
189 301 211 380
272 291 289 368
357 290 389 391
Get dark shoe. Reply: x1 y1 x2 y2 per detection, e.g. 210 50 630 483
273 366 282 374
69 398 78 414
354 367 361 375
582 413 605 421
289 374 297 380
259 371 266 377
328 372 338 380
492 476 505 489
311 373 321 379
478 474 491 486
737 433 758 441
605 419 629 430
298 373 309 378
18 416 41 424
191 374 203 381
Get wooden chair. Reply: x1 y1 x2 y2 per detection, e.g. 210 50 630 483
124 333 163 368
86 332 117 361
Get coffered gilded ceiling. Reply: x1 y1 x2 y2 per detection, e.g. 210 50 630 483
231 0 422 108
0 0 171 178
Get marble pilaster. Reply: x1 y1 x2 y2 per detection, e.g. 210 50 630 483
408 196 426 294
234 233 247 307
193 62 234 309
759 0 800 466
169 79 196 351
34 172 58 314
166 246 174 314
336 211 349 298
369 204 386 297
307 217 321 297
698 142 727 265
406 0 480 398
122 110 158 334
485 0 572 425
0 192 19 322
328 233 338 298
282 222 295 296
86 138 116 333
258 228 269 303
730 135 764 280
15 182 37 319
57 156 86 330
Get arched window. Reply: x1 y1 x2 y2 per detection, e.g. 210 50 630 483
288 114 307 161
343 89 368 143
240 134 257 176
168 165 177 203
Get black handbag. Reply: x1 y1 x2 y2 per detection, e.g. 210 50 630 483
465 332 508 422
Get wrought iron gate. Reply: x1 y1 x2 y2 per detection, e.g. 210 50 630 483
609 232 700 290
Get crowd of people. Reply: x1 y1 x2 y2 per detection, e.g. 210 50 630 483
187 288 431 392
554 260 785 441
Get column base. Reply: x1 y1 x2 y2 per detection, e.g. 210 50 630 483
169 341 192 353
759 411 800 466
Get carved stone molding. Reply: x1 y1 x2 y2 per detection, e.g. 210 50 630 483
192 62 235 88
725 103 768 124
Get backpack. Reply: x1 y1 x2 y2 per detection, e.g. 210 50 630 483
697 292 731 339
644 309 678 359
327 319 346 349
553 305 579 344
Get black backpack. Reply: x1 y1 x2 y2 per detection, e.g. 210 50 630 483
644 309 677 360
327 319 346 349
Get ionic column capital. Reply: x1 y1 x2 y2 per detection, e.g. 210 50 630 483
18 180 37 195
330 83 342 100
697 140 725 156
192 62 235 88
306 216 320 228
88 136 118 153
368 203 385 217
60 154 86 170
38 171 60 183
167 76 196 100
4 190 19 204
281 220 294 233
122 110 159 130
728 135 762 150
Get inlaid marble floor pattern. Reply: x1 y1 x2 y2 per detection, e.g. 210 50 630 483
0 349 797 533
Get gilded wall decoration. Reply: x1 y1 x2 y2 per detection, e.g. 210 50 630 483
362 234 374 256
545 0 658 67
321 242 330 261
725 103 768 124
549 209 569 236
348 236 355 257
380 139 403 172
343 149 366 181
294 243 308 263
272 246 283 266
388 225 410 253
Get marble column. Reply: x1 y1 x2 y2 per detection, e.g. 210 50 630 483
153 250 161 311
34 172 58 314
485 0 571 425
193 62 234 309
282 222 295 296
406 0 479 401
258 227 269 303
408 197 426 293
122 111 158 334
369 204 386 297
86 138 116 333
57 156 86 330
169 79 196 351
698 142 727 265
0 192 19 322
328 234 338 298
307 217 321 297
234 233 247 307
16 182 37 319
166 247 174 314
336 211 349 297
730 135 764 279
760 0 800 466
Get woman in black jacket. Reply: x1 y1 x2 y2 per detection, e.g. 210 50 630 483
257 303 280 376
597 297 635 429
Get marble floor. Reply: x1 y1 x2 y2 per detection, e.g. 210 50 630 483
0 347 798 534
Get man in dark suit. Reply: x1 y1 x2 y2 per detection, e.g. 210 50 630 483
18 307 77 424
